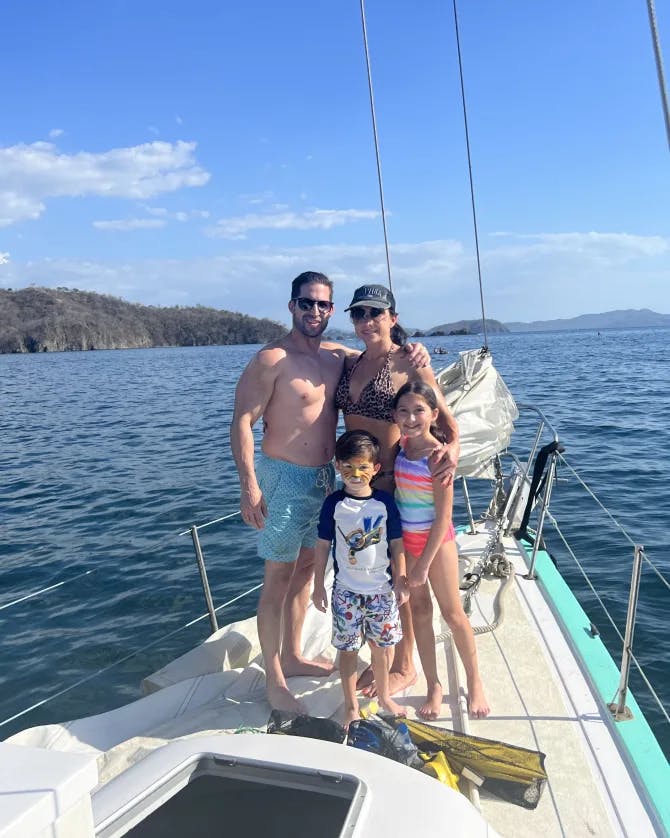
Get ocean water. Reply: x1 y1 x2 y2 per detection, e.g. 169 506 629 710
1 329 668 757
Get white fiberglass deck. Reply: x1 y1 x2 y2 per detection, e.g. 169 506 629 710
7 524 659 837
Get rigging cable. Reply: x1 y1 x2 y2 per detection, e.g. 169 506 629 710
452 0 489 349
359 0 393 292
646 0 670 150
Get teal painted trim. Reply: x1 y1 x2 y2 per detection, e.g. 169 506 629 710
522 540 670 832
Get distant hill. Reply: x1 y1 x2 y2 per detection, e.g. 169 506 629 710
505 308 670 332
0 287 287 353
420 318 509 336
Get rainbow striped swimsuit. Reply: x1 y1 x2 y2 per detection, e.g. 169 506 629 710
394 448 455 555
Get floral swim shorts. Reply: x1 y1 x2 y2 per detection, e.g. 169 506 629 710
331 585 402 652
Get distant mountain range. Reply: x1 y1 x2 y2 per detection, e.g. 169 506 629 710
331 309 670 340
504 308 670 332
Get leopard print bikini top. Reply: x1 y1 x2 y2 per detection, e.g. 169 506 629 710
335 349 395 422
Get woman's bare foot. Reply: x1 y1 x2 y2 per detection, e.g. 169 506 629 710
378 696 407 718
281 653 336 678
358 666 417 698
467 679 490 719
343 704 360 730
266 683 305 715
417 682 443 720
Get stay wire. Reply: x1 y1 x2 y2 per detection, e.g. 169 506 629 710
646 0 670 150
359 0 393 292
452 0 488 349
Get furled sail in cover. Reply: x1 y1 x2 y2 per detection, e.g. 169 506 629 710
436 348 518 479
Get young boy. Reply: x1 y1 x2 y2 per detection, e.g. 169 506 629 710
312 430 409 727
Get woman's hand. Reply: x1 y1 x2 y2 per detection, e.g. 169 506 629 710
429 440 460 486
404 341 431 369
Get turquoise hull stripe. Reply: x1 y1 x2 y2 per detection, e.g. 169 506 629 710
523 539 669 831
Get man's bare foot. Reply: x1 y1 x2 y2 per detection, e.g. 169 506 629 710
343 705 360 730
467 681 490 719
267 683 305 715
281 654 336 678
379 696 407 718
359 666 418 698
417 682 443 720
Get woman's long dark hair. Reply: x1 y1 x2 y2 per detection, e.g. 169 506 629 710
389 307 408 347
393 381 447 443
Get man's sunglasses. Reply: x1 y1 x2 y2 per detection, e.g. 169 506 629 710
292 297 334 313
349 306 386 322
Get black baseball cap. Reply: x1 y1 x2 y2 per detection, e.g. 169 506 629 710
344 284 396 312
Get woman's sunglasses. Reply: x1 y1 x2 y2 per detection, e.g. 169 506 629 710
349 306 386 322
292 297 333 313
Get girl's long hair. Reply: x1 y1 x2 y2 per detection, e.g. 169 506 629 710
393 381 447 443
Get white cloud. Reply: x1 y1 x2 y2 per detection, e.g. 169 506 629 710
48 128 64 138
239 190 275 206
1 232 668 326
93 218 167 231
0 252 10 265
142 206 210 222
206 208 380 239
0 140 210 227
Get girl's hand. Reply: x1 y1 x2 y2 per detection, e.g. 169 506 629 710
394 577 410 606
312 585 328 613
409 560 431 587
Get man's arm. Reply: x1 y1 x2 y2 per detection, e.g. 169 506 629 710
230 349 281 529
322 339 431 368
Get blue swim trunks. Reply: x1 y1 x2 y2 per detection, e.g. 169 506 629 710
257 453 335 563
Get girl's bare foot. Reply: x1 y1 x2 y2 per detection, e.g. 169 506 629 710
467 679 490 718
417 682 443 720
343 705 360 729
378 696 407 718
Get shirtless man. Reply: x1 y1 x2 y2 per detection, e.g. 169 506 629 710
230 271 428 712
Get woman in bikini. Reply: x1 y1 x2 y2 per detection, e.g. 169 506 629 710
334 284 460 703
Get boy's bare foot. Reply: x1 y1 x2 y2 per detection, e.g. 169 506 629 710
343 705 360 730
417 682 443 720
379 696 407 718
358 665 417 698
467 681 490 719
267 684 305 715
281 653 336 678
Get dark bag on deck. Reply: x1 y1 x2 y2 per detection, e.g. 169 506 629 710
267 710 346 744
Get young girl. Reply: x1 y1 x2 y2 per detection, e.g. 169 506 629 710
393 381 490 720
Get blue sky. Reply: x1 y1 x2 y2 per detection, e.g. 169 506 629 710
1 1 668 329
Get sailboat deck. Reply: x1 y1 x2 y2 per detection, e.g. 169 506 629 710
437 526 651 837
7 525 659 837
